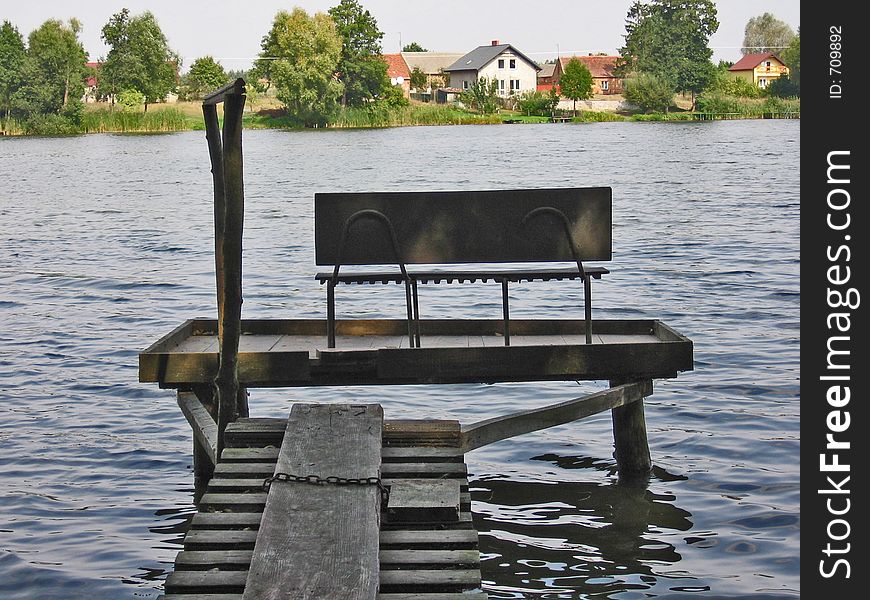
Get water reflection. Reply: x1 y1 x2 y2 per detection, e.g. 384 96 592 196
473 457 695 598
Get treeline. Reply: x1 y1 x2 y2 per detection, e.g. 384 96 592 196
1 0 402 134
616 2 799 113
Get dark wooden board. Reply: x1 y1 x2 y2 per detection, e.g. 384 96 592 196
314 187 611 265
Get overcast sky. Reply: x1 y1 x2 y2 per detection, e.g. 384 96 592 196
3 1 800 71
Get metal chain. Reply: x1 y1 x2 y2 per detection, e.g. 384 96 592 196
263 472 390 507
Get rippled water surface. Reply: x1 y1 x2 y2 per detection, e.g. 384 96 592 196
0 121 799 599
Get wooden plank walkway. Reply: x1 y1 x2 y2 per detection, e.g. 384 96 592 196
160 415 488 600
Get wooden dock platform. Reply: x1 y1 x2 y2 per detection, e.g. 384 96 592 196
161 413 488 600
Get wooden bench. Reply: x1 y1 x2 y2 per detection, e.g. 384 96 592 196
315 187 612 348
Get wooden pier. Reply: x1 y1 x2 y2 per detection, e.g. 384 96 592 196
162 409 487 599
141 79 694 599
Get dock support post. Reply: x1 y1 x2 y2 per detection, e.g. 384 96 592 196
203 79 247 458
610 379 652 477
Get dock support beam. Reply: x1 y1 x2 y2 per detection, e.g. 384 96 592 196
610 379 652 477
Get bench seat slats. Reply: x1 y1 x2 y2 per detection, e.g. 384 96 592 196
315 266 609 285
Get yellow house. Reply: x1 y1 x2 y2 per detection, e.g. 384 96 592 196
728 52 790 89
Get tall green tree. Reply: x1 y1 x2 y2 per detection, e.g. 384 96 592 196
618 0 719 108
0 20 26 128
17 19 88 115
256 8 343 126
409 66 427 91
328 0 389 107
742 13 795 55
559 58 593 115
402 42 427 52
768 30 800 97
781 29 800 88
186 56 228 99
100 9 179 111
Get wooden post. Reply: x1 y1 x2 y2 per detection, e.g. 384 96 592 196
610 379 652 477
202 79 247 457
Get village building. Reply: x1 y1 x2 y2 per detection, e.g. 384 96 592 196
382 54 411 98
539 55 624 96
443 41 540 98
400 52 463 93
728 52 790 89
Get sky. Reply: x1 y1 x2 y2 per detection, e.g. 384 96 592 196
3 0 800 72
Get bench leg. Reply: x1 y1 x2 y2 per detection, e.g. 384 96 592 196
412 279 421 347
502 279 511 346
584 277 592 344
327 281 336 348
403 279 415 348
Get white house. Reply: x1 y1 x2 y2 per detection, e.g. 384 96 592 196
444 40 540 98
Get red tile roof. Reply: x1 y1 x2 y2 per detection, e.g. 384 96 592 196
382 54 410 79
729 52 780 71
559 55 620 79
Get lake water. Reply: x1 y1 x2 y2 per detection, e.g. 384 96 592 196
0 120 799 599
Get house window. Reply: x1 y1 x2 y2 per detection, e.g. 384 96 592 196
601 80 609 91
509 79 520 94
498 59 504 68
463 80 469 89
509 59 516 69
499 79 505 91
758 78 767 88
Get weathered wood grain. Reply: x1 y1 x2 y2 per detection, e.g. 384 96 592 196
178 392 217 466
387 479 460 523
242 404 383 600
460 380 653 452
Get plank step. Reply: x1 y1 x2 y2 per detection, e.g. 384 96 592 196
183 530 258 551
174 550 253 570
191 512 262 530
164 570 247 594
379 549 480 567
380 529 479 549
198 493 266 511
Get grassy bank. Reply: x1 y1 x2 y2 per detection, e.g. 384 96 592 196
80 107 190 133
2 96 799 137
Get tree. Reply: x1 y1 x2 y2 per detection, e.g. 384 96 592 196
256 8 343 126
328 0 389 107
624 71 674 112
100 9 179 111
618 0 719 108
17 19 87 116
780 30 800 91
460 77 499 114
742 13 795 55
186 56 228 99
0 21 26 128
409 66 427 91
402 42 427 52
559 58 593 115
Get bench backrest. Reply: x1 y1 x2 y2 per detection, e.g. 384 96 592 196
314 187 611 266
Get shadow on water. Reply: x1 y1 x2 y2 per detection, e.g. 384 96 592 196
473 455 698 598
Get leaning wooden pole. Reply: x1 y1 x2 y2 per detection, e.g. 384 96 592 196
203 79 247 457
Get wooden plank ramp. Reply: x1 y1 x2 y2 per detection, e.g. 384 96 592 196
160 411 487 600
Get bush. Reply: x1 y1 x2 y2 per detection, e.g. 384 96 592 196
711 76 765 98
516 89 559 116
379 84 410 108
767 76 799 98
623 72 674 113
23 113 79 135
117 89 145 111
